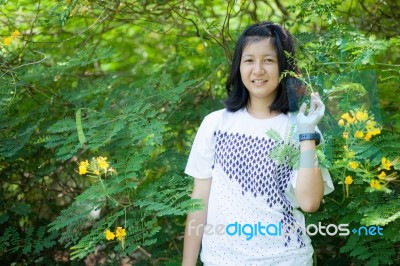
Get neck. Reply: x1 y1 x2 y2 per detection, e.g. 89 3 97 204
246 98 280 119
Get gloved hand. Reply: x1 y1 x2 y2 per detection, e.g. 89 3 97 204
296 92 325 134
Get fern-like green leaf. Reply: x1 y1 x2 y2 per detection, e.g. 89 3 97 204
266 129 283 141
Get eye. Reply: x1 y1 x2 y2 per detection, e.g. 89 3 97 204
244 59 253 63
265 58 274 63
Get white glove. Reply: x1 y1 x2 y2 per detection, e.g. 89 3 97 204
296 92 325 134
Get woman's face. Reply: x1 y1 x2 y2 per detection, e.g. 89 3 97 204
240 38 280 105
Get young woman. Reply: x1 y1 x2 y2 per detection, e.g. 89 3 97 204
182 21 334 266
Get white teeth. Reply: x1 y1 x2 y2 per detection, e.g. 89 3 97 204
252 80 266 85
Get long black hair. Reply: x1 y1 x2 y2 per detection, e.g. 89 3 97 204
224 21 303 113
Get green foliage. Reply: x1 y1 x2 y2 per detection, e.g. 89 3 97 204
352 134 400 165
340 234 395 266
266 128 283 142
361 196 400 227
0 223 58 260
134 175 203 216
1 0 399 265
266 117 300 167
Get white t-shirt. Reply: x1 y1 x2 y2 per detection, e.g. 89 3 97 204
185 108 334 266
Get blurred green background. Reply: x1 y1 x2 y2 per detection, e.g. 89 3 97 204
1 0 399 265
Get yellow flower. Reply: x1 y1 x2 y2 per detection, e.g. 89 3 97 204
365 120 381 136
355 111 368 121
196 43 205 53
369 128 381 136
338 119 345 127
341 113 350 120
344 176 353 185
96 156 109 169
370 180 380 189
341 113 355 124
354 131 364 139
78 160 89 175
378 171 386 180
381 157 391 170
364 133 372 141
366 120 376 130
348 161 359 169
4 36 12 46
104 229 115 241
342 132 349 139
115 226 126 241
79 165 87 175
11 30 21 37
115 226 126 250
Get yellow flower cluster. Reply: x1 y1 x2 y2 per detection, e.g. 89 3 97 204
343 156 397 192
115 226 127 240
339 112 356 125
344 176 353 185
104 227 127 250
378 171 386 180
381 157 391 170
77 156 115 176
370 180 380 189
3 30 21 46
354 131 364 139
367 158 393 190
96 156 109 169
365 120 381 141
104 227 126 241
78 160 89 175
348 161 359 170
338 114 398 193
339 110 380 141
104 229 115 240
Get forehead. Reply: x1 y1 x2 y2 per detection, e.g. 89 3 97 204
242 37 276 55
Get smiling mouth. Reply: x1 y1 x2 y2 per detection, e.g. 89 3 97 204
252 80 267 85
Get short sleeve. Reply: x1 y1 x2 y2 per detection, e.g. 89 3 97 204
184 113 218 179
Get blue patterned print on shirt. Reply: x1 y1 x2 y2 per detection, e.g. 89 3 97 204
212 130 305 248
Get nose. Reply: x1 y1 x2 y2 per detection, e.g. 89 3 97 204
253 61 265 75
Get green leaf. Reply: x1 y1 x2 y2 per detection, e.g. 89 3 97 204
266 128 283 141
75 108 86 145
11 203 31 216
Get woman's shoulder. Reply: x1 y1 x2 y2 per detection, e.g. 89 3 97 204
202 108 242 125
204 108 241 119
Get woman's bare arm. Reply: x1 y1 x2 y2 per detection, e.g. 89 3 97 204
182 178 212 266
